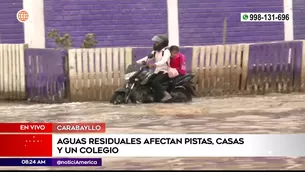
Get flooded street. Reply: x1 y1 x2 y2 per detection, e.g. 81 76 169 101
1 93 305 170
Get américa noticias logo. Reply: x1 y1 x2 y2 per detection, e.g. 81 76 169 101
16 9 29 23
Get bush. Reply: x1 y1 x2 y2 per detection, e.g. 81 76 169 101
47 29 98 49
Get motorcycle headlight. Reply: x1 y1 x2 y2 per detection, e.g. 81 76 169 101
125 71 137 80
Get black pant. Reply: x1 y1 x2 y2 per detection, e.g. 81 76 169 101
151 72 169 102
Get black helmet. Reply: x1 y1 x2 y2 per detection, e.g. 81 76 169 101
152 34 169 51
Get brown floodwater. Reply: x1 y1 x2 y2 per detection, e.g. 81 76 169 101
1 93 305 170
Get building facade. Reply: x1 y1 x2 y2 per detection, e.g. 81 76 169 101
0 0 302 48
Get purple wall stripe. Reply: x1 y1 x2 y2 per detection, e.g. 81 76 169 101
44 0 167 48
247 41 302 92
178 0 284 46
24 49 66 102
0 0 24 44
293 0 305 39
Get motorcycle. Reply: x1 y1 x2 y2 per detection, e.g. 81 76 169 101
109 63 196 104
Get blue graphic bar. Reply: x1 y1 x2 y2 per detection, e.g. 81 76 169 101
0 158 102 166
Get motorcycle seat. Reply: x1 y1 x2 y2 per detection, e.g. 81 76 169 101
170 74 189 82
170 74 193 83
161 74 193 86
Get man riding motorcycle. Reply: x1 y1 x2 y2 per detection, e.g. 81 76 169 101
136 34 172 102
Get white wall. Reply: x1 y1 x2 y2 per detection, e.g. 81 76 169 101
167 0 180 46
23 0 45 48
284 0 294 41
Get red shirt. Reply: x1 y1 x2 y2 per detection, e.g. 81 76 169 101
169 52 186 75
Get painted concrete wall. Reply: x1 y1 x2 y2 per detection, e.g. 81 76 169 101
44 0 168 48
178 0 285 46
2 0 299 47
293 0 305 40
0 0 24 44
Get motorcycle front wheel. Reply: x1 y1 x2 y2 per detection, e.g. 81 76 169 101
109 92 137 105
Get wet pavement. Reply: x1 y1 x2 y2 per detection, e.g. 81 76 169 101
1 93 305 170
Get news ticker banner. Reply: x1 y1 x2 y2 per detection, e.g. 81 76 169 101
0 122 106 133
0 123 105 157
0 123 305 157
0 158 101 166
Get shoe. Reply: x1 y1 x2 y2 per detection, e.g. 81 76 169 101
161 91 172 102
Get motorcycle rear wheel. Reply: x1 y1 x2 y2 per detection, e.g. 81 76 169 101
174 88 192 101
109 92 125 105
